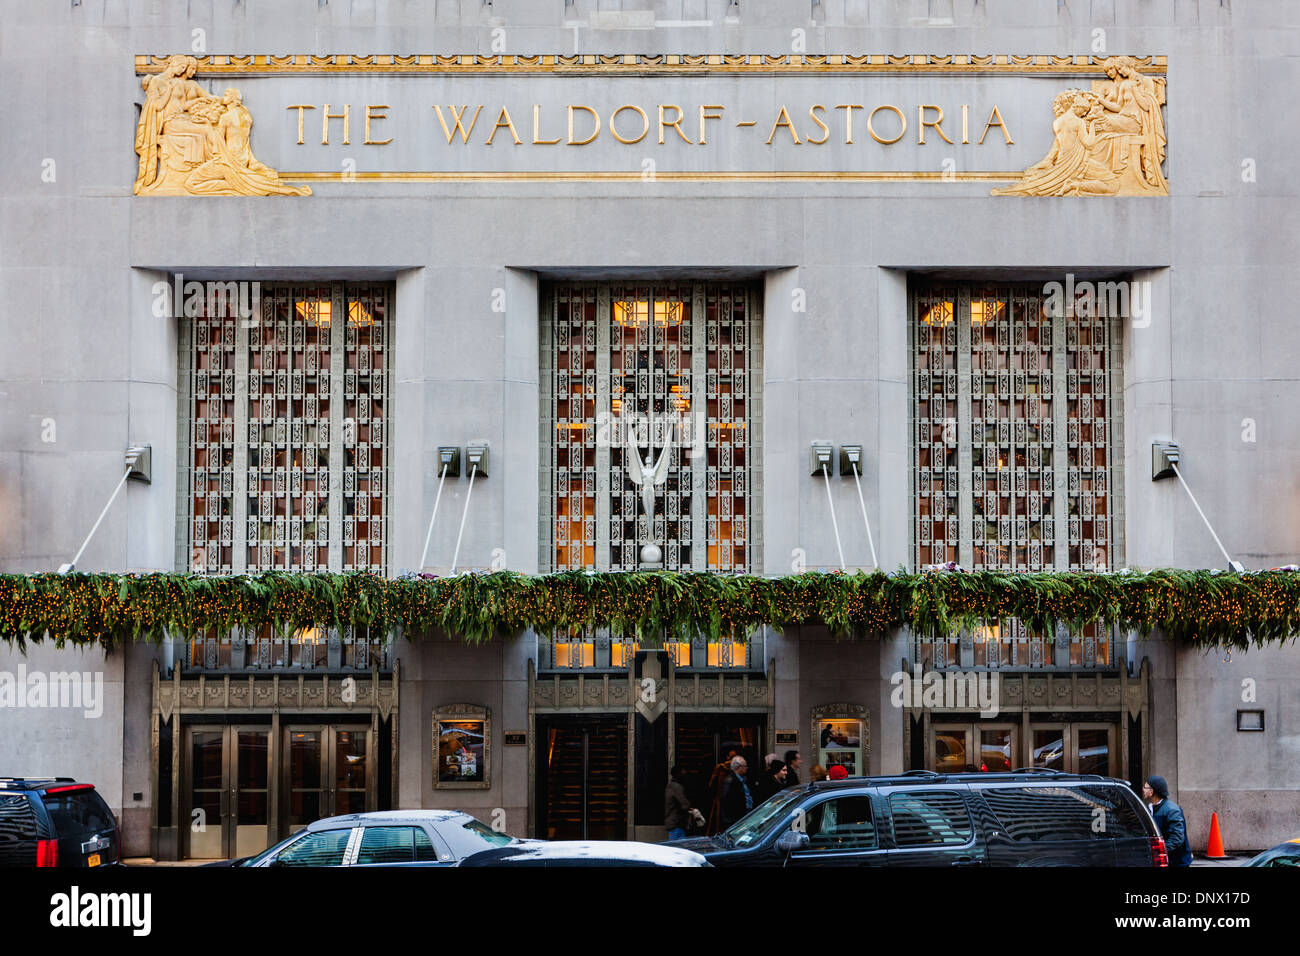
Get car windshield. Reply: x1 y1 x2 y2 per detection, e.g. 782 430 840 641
723 788 807 848
241 830 307 866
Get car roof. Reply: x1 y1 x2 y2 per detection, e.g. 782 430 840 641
0 777 85 792
802 770 1125 792
461 841 707 866
305 809 471 830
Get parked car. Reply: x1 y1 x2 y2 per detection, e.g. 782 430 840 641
1245 838 1300 867
0 778 121 867
211 810 521 867
458 840 709 867
665 770 1167 867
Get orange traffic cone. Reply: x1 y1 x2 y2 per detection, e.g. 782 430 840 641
1206 812 1227 859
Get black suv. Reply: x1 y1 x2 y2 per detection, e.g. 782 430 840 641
0 778 122 867
667 770 1167 867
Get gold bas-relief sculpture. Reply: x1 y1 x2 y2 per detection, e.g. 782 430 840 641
133 54 310 196
993 56 1167 197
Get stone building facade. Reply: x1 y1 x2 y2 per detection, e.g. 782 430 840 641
0 0 1297 857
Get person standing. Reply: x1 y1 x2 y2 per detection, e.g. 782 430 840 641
706 749 738 835
809 764 828 783
664 765 693 841
719 756 754 830
1143 775 1193 867
783 750 803 787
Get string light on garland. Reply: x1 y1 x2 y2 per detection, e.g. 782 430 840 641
1 568 1299 652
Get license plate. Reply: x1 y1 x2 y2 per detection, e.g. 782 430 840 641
87 853 101 867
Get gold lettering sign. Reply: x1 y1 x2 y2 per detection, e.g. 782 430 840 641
133 54 309 196
132 53 1167 193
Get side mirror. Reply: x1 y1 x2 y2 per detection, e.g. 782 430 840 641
775 830 810 855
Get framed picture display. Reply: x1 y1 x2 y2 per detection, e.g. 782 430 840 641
811 704 870 779
433 704 490 789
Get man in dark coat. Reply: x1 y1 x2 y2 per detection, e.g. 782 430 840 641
718 756 754 830
783 750 802 787
1143 775 1193 866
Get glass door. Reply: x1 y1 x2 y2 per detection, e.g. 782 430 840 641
1073 724 1115 777
183 725 271 859
1030 724 1066 771
282 724 373 834
932 723 1018 772
186 727 225 859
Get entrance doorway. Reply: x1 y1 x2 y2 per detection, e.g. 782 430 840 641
282 725 373 832
928 721 1117 775
535 716 628 840
183 725 271 860
673 716 766 834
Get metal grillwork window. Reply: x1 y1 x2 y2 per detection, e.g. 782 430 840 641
541 282 761 573
182 625 393 672
910 282 1123 669
183 281 391 574
537 630 764 673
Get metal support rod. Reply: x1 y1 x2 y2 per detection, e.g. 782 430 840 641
849 462 879 570
450 462 479 573
1169 462 1239 569
418 462 451 570
63 465 133 573
820 462 846 571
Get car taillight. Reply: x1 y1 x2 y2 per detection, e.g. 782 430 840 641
36 839 59 867
43 784 93 794
1150 836 1169 867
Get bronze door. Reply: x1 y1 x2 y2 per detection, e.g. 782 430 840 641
282 724 373 834
182 725 271 860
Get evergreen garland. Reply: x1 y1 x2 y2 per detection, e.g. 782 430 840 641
1 568 1299 652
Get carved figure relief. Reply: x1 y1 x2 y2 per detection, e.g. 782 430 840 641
994 56 1167 197
133 54 310 197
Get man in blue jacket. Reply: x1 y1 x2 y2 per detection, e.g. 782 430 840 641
1143 775 1194 866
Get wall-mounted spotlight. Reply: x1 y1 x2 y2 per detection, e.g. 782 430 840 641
420 447 464 569
451 442 491 573
838 444 878 569
466 441 490 477
810 441 845 569
809 440 834 476
1152 440 1244 572
58 444 152 574
438 446 461 477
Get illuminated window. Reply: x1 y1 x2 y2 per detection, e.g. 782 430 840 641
542 283 760 572
554 640 596 669
184 281 391 573
911 282 1121 668
706 641 748 668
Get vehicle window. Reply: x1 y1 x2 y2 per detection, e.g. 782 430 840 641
40 790 114 836
725 787 807 848
461 819 514 848
981 785 1146 842
889 790 972 847
414 828 444 862
804 796 876 851
354 826 415 864
1265 855 1300 868
0 795 37 842
274 828 352 866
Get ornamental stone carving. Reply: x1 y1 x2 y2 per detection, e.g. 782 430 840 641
133 54 310 197
994 56 1167 197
